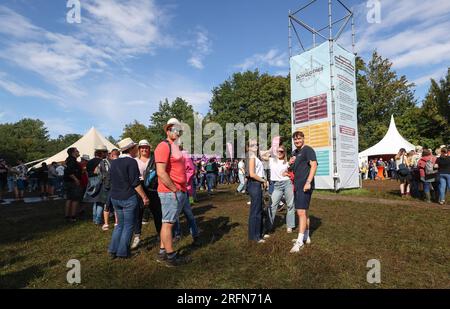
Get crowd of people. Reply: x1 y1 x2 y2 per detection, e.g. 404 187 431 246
4 117 447 266
0 159 66 203
359 145 450 204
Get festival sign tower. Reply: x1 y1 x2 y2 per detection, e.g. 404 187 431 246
289 0 359 190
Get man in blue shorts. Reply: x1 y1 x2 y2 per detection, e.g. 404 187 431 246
290 130 318 253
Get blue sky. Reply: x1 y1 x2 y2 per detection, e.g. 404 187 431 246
0 0 449 138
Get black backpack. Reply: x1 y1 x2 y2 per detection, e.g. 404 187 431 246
143 140 171 191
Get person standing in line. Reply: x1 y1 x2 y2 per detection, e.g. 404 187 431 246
236 158 246 193
102 149 120 231
108 138 149 259
436 147 450 205
290 130 317 253
64 148 82 222
261 145 295 235
155 118 190 266
247 139 269 244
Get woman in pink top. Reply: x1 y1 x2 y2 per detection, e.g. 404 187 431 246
172 146 200 246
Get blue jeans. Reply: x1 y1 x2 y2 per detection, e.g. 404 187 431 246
7 176 14 192
173 192 199 238
93 202 104 224
248 180 263 241
206 173 215 193
108 195 138 257
268 180 295 230
237 174 246 192
423 181 432 194
439 173 450 202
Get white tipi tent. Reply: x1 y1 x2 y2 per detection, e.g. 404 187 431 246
358 115 415 164
33 127 117 168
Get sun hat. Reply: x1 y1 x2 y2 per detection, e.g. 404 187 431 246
117 137 138 152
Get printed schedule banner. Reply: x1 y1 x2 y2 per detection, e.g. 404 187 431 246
290 41 359 190
290 41 334 189
333 44 359 189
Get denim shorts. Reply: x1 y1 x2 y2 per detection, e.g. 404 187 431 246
158 191 186 223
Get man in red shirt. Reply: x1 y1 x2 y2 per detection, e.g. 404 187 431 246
155 118 190 266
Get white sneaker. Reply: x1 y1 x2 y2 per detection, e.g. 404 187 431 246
292 237 311 244
131 236 140 249
263 234 270 239
246 201 251 205
290 240 304 253
257 239 266 244
286 228 293 233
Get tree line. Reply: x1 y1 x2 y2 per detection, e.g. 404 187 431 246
1 52 448 164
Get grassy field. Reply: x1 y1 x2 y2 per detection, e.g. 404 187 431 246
0 182 449 289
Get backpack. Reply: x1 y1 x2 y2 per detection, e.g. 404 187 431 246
424 159 435 176
143 140 171 191
398 156 410 177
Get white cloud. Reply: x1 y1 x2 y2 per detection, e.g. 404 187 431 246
351 0 450 72
67 72 211 137
235 49 287 71
81 0 167 55
187 29 212 70
0 1 167 99
0 72 61 101
412 68 448 87
41 118 78 138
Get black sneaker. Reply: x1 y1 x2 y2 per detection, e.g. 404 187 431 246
156 252 167 263
165 253 190 267
191 237 201 247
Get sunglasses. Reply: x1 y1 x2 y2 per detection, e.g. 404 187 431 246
170 127 183 135
278 150 285 153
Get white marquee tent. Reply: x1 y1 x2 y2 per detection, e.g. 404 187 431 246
358 116 415 164
33 127 117 168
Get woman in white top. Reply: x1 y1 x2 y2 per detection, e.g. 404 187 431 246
248 139 268 243
261 145 295 234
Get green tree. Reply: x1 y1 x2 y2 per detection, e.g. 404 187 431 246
121 121 152 145
209 70 291 153
148 97 196 148
356 52 417 151
0 119 50 163
396 68 449 149
46 134 83 158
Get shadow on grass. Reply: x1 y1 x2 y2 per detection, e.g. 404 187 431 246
0 260 59 288
309 215 322 236
178 216 239 255
0 201 76 245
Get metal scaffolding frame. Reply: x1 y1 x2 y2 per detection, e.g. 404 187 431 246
289 0 356 191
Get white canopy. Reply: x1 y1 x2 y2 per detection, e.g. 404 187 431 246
33 127 117 168
358 115 415 164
